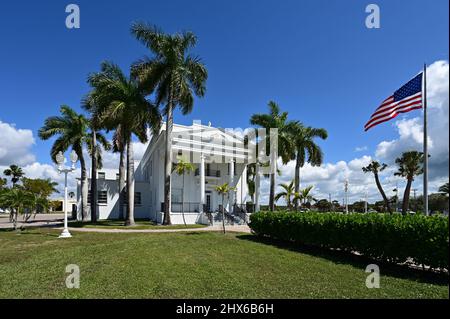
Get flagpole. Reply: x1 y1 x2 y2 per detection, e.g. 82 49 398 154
423 63 429 216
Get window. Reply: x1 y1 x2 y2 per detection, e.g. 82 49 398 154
123 192 142 206
98 191 107 204
98 172 106 179
171 188 182 203
88 191 108 204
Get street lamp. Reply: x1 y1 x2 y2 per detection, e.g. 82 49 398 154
55 150 78 238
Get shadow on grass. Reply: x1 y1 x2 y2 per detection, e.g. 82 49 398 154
236 234 449 286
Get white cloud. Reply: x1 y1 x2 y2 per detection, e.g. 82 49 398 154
355 146 368 152
0 121 36 166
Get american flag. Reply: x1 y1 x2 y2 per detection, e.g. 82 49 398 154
364 73 423 131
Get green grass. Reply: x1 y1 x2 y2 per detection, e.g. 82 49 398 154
0 228 447 298
68 219 207 230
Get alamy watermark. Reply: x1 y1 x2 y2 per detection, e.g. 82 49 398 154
65 4 80 29
65 264 80 288
365 4 380 29
365 264 380 288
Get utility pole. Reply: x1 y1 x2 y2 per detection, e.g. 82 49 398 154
364 188 368 213
329 193 332 212
344 179 349 213
413 188 417 212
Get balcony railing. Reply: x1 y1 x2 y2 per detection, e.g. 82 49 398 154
194 168 221 177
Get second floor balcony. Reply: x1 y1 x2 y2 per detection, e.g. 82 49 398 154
194 168 221 178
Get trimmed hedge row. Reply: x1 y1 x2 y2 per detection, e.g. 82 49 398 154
249 212 449 270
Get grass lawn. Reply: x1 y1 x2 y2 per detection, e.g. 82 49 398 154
68 219 207 230
0 228 447 299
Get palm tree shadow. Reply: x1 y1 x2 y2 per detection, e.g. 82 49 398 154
236 234 449 286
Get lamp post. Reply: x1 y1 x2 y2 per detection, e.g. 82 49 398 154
56 150 78 238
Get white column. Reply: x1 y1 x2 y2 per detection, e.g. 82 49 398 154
200 154 205 213
228 159 234 212
255 163 260 212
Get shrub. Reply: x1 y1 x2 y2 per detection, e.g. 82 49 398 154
249 212 449 270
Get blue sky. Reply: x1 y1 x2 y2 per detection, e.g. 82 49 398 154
0 0 448 200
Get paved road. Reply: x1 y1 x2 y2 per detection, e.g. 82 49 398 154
0 213 65 229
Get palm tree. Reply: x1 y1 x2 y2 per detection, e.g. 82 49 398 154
215 183 235 234
295 185 316 208
275 180 296 210
291 123 328 210
83 100 111 223
362 161 392 214
172 157 195 226
394 151 425 215
3 165 24 187
0 188 33 230
38 106 90 220
85 61 161 226
131 22 208 225
250 101 297 211
439 183 449 196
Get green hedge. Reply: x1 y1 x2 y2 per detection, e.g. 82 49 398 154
249 212 449 270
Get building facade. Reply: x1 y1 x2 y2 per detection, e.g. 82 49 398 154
77 121 256 224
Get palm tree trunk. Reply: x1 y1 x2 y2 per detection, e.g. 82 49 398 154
163 102 174 225
79 155 88 221
181 173 187 226
374 172 392 214
118 147 126 220
126 139 135 226
402 178 413 215
222 195 226 234
90 130 98 223
294 154 301 210
269 173 275 211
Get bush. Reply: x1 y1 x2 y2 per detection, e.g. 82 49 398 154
249 211 449 270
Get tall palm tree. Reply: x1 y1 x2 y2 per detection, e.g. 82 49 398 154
275 180 296 210
38 106 90 220
362 161 392 214
131 22 208 225
291 123 328 210
172 157 195 226
3 165 24 187
394 151 425 215
83 100 111 223
85 61 161 226
215 183 235 234
250 101 297 211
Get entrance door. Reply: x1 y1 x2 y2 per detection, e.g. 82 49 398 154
206 194 211 212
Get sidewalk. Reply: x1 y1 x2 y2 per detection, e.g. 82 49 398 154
61 224 252 234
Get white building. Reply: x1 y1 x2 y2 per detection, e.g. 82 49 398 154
77 121 259 225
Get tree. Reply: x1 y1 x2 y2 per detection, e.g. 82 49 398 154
0 188 33 230
82 100 111 224
275 180 296 210
39 106 90 221
246 163 256 203
250 101 297 211
85 61 161 226
291 123 328 210
131 22 208 225
439 183 449 196
315 199 332 212
215 183 235 234
394 151 424 215
0 178 7 190
172 157 195 226
296 185 316 208
3 165 24 187
362 161 392 214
